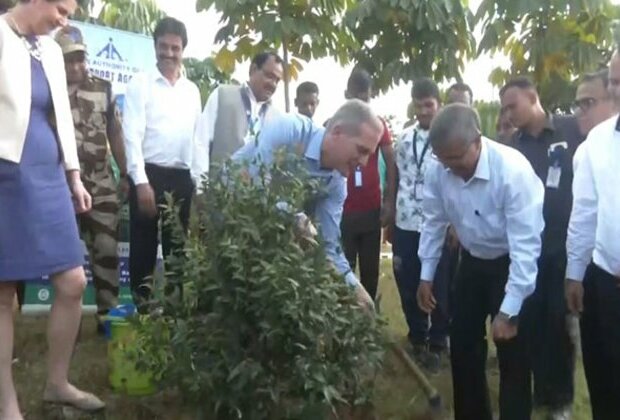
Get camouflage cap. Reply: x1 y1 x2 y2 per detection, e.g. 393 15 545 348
55 25 87 55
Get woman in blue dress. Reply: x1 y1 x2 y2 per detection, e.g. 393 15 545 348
0 1 105 418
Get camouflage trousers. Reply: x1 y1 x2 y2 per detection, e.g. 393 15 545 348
78 167 120 316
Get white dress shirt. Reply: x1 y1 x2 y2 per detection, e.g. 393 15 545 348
395 125 431 232
195 83 272 170
566 115 620 281
419 137 545 316
123 68 206 186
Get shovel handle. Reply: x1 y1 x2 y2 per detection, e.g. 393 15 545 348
391 342 441 404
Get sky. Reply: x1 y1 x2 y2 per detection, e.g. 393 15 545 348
150 0 570 127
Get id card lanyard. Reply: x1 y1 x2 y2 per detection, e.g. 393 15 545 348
354 166 363 187
546 141 567 189
240 86 268 144
412 130 430 201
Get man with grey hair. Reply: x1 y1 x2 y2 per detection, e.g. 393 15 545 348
232 99 384 310
416 103 545 419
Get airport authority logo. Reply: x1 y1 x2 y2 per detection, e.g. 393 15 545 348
96 37 124 61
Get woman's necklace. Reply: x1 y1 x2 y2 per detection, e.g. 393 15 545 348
6 15 42 61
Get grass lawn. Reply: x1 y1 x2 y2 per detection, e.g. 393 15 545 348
12 259 592 419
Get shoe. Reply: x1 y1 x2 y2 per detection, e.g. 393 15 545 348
407 343 427 364
96 320 106 336
43 389 105 412
423 350 442 375
547 406 571 420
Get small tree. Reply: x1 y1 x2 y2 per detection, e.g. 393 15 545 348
74 0 165 35
345 0 475 92
183 57 234 106
476 0 620 111
134 157 386 419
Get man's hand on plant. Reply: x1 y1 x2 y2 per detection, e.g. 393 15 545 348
294 213 318 247
354 284 375 312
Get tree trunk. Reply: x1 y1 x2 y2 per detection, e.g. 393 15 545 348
282 41 290 112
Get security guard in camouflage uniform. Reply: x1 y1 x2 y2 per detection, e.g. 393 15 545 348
55 26 128 331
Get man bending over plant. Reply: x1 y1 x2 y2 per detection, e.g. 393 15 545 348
232 99 384 311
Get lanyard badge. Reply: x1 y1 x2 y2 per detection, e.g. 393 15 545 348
412 130 429 200
546 141 567 189
354 166 363 187
241 87 268 143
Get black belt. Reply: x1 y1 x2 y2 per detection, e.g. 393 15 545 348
145 163 190 174
461 248 509 265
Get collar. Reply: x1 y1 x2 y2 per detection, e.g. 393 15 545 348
543 113 555 131
518 113 555 140
471 137 490 181
244 82 269 109
405 124 428 144
152 66 185 86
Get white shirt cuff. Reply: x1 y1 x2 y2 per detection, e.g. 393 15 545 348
130 167 149 186
420 259 440 283
345 271 359 287
565 261 588 282
499 292 523 317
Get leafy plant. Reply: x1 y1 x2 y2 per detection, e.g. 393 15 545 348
134 157 386 419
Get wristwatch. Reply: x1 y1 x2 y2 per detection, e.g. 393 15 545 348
496 311 519 326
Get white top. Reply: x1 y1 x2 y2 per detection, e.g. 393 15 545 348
418 137 545 316
195 82 271 171
566 114 620 281
395 125 431 232
123 68 206 186
0 17 79 170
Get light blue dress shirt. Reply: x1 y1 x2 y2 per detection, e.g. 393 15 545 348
232 113 359 287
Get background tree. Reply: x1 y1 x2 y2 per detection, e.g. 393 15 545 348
195 0 358 111
476 0 620 111
344 0 476 92
75 0 165 35
183 57 234 105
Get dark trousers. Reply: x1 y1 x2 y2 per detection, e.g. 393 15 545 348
580 263 620 420
451 250 531 420
520 253 574 409
340 209 381 299
392 226 454 350
129 164 193 311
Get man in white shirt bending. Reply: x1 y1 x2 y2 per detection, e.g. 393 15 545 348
565 49 620 420
417 104 545 420
196 51 283 173
123 17 206 312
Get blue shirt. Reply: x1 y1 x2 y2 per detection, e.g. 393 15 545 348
232 113 358 287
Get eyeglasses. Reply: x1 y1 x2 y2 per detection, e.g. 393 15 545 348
571 97 603 114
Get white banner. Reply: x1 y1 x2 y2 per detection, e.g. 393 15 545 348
71 20 156 98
